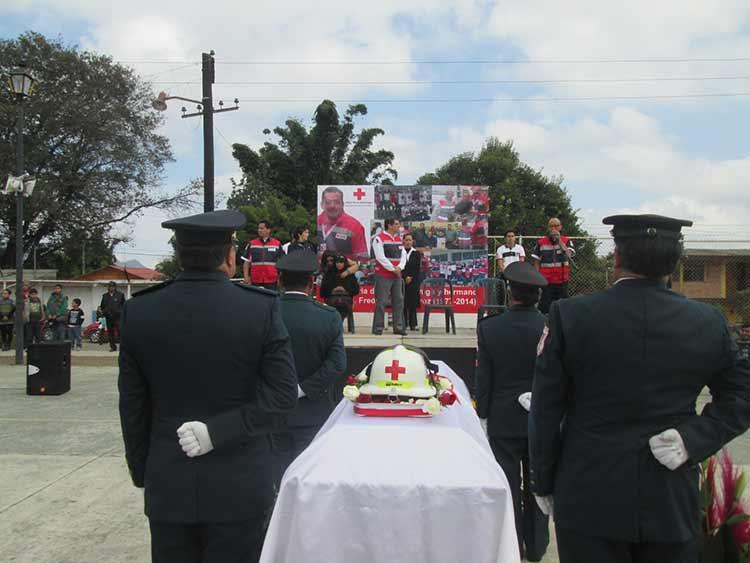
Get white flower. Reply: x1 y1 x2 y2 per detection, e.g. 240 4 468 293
343 385 360 402
357 371 369 383
437 377 452 391
421 397 441 415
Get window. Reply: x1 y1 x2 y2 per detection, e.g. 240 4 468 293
683 263 706 283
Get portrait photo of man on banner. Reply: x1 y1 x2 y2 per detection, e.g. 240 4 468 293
317 185 373 261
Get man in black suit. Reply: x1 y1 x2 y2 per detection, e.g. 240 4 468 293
476 261 550 562
272 250 346 482
529 214 750 563
118 210 298 563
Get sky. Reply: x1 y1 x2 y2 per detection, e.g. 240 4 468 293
2 0 749 266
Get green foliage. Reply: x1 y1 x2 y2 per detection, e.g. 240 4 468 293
228 100 397 212
733 289 750 323
0 32 190 270
235 194 314 248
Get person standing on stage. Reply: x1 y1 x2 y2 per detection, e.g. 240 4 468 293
476 261 550 562
100 281 126 352
371 217 406 336
284 226 317 255
119 210 298 563
317 186 369 261
243 220 283 290
273 251 346 483
495 229 526 274
402 233 423 332
531 217 575 314
529 214 750 563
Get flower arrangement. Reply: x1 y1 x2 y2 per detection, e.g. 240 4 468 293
342 371 458 416
700 448 750 563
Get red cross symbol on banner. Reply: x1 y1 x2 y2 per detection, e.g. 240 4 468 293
353 187 367 201
385 360 406 381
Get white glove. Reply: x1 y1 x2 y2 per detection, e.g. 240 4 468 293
649 429 689 470
535 495 553 517
518 392 532 412
297 385 306 398
177 421 214 458
479 418 488 436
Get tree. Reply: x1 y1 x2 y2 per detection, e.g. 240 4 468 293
235 194 315 253
418 137 603 294
229 100 397 211
0 32 195 270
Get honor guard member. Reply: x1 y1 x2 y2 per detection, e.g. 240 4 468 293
273 250 346 482
476 261 550 562
529 214 750 563
118 209 298 563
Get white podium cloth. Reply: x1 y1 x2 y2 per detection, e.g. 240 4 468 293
260 361 520 563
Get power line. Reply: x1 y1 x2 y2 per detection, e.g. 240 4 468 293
154 75 750 86
119 56 750 65
232 92 750 103
214 125 234 149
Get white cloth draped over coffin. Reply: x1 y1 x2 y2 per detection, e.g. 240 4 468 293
260 361 521 563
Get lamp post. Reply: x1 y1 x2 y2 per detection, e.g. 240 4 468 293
7 63 35 365
152 51 238 212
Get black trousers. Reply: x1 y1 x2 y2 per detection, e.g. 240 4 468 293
403 278 420 329
489 436 549 561
556 526 696 563
539 282 568 314
105 315 119 350
0 324 13 348
25 321 43 346
149 516 268 563
271 425 320 489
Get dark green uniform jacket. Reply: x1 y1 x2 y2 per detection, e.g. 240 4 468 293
279 293 346 428
118 271 298 523
530 278 750 542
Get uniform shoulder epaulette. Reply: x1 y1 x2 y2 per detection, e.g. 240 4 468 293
132 280 173 298
233 282 278 297
312 300 338 314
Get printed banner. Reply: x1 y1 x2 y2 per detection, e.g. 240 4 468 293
317 185 374 261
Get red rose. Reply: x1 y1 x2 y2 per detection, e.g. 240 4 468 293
439 391 457 406
358 394 372 403
346 376 357 386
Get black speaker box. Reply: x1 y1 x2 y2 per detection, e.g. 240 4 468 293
26 341 71 396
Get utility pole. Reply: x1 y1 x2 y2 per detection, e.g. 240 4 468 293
152 51 238 213
202 52 215 212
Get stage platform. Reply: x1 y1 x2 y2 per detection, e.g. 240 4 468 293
0 320 480 390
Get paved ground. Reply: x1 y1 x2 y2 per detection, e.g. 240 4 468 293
1 363 749 563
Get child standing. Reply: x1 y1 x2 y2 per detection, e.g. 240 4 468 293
0 289 15 351
24 288 46 346
66 298 85 350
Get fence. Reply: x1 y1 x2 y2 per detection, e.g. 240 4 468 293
487 236 750 323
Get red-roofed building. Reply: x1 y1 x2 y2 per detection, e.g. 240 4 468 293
74 262 166 282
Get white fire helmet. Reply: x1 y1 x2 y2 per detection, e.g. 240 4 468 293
358 345 437 399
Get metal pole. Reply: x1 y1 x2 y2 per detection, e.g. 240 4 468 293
14 102 25 365
202 52 215 212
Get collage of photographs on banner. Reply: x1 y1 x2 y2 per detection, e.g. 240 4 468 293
317 184 489 313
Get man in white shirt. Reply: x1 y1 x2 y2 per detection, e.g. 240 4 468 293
371 218 407 335
496 229 526 274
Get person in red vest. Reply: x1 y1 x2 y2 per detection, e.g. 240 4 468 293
317 186 369 261
242 219 283 290
531 217 576 314
371 217 407 335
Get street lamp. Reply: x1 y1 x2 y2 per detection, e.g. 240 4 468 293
151 51 239 212
7 63 36 365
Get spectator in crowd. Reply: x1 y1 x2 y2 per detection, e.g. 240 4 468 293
24 288 46 346
428 226 438 248
402 233 423 331
46 284 69 341
496 229 526 274
320 255 360 327
0 289 15 351
317 186 369 261
532 217 576 314
285 225 317 254
243 220 283 290
372 218 407 335
66 298 85 350
100 281 126 352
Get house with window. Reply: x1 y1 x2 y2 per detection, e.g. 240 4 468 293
672 250 750 312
